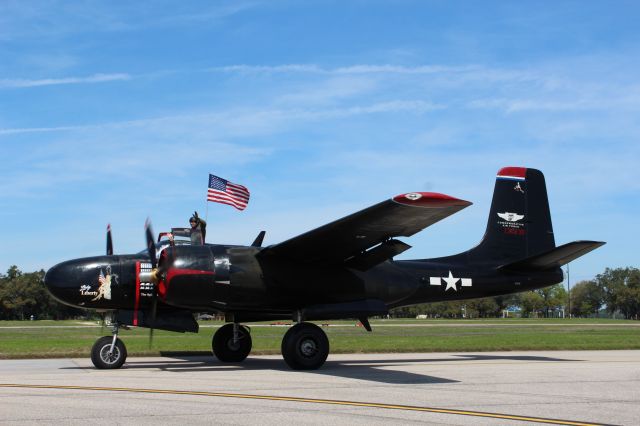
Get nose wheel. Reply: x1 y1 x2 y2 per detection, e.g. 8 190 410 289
212 323 252 362
281 322 329 370
91 319 127 369
91 336 127 369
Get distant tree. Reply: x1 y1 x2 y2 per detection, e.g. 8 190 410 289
0 266 38 320
0 266 83 320
494 293 522 312
466 297 500 318
570 280 603 317
540 284 567 317
520 291 545 317
596 267 640 319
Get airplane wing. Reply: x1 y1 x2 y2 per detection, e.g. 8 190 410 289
260 192 471 269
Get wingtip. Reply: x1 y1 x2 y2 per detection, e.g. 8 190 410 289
392 192 472 207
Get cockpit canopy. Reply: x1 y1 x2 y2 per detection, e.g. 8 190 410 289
137 227 195 256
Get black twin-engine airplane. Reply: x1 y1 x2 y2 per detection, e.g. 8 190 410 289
44 167 604 370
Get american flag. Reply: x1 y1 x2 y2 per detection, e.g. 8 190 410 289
207 174 250 211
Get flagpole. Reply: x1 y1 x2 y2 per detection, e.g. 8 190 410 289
205 192 209 224
205 174 210 224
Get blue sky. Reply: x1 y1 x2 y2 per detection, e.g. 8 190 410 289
1 1 638 284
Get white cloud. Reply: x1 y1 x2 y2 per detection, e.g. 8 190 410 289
0 1 256 40
333 64 475 74
0 100 443 136
0 73 131 89
276 76 378 105
209 64 325 74
206 63 540 82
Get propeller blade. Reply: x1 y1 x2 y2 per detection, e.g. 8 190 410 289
148 293 158 348
145 219 160 348
145 219 157 268
106 224 113 255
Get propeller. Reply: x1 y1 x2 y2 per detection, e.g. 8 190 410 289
145 219 157 268
103 226 113 338
106 224 113 255
100 312 106 335
144 219 159 348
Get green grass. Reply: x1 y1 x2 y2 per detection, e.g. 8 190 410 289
1 319 639 359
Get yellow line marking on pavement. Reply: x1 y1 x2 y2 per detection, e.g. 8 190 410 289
0 383 610 426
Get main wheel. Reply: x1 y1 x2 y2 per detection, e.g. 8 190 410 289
91 336 127 369
281 322 329 370
212 323 252 362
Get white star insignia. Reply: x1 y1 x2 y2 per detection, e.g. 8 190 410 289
443 270 460 292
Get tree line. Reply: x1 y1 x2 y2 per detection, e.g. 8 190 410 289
0 266 84 320
1 265 638 320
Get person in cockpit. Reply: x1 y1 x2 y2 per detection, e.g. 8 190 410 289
189 211 207 245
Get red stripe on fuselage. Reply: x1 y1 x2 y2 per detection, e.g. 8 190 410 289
134 262 140 326
165 268 215 286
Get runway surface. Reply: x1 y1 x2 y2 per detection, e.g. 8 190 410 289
1 350 638 425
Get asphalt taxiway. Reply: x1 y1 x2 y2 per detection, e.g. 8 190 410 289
1 350 638 425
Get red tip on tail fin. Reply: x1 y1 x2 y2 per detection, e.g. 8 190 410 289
497 166 527 180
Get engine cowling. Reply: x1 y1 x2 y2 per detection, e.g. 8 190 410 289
158 246 231 310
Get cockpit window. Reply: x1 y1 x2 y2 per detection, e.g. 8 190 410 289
137 232 193 255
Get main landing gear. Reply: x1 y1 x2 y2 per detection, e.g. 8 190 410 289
211 321 330 370
212 323 252 362
91 322 127 369
281 322 329 370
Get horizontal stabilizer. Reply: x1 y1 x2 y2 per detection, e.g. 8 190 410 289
345 239 411 271
500 240 606 271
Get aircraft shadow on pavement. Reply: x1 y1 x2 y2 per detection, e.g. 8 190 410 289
128 357 457 385
61 353 580 385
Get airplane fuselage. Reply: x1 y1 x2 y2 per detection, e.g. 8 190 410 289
44 243 563 325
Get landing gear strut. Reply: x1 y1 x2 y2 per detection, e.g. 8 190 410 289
91 321 127 369
281 322 329 370
212 323 252 362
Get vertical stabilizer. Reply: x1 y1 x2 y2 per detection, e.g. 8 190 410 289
469 167 555 263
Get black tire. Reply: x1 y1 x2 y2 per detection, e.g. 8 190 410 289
281 323 329 370
212 323 252 362
91 336 127 369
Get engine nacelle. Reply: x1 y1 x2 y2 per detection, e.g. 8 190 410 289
158 246 231 310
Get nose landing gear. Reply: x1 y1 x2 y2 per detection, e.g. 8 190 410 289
91 321 127 369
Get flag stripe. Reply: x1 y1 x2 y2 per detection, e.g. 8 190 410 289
207 193 248 207
208 197 245 209
207 191 247 203
207 193 246 205
208 200 246 211
207 189 249 202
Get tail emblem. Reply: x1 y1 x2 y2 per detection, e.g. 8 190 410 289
514 182 525 194
497 212 524 222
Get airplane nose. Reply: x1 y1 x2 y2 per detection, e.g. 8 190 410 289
44 261 77 306
44 256 122 308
